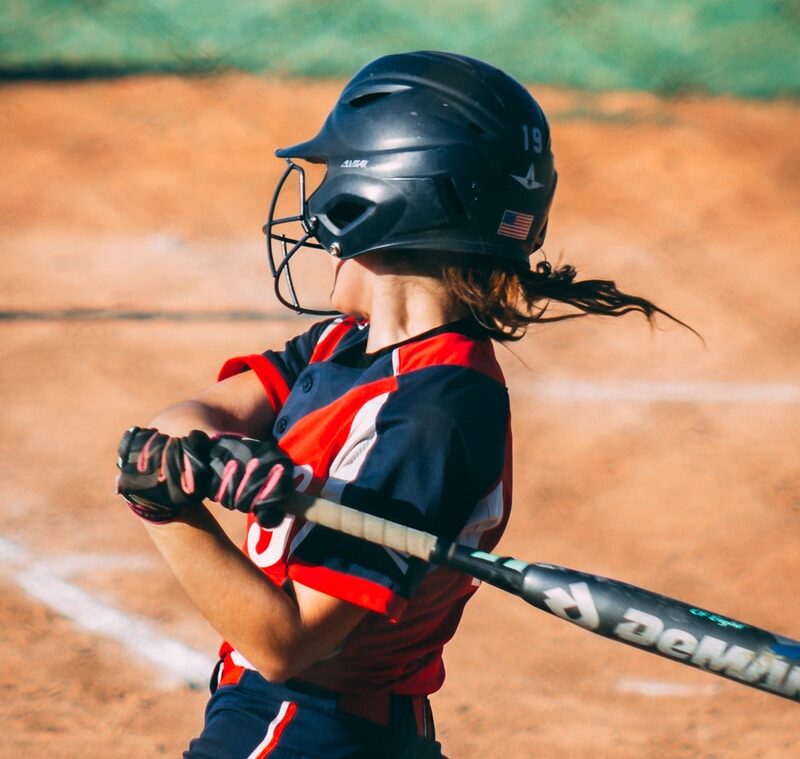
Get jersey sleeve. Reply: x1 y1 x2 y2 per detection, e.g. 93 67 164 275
286 366 510 621
217 318 335 412
262 319 339 388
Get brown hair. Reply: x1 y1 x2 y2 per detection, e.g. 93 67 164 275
442 260 695 342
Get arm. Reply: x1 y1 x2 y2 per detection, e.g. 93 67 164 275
135 369 368 682
150 368 277 438
141 508 367 682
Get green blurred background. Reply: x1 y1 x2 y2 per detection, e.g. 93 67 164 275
1 0 798 97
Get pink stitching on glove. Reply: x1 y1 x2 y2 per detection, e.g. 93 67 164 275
253 463 286 504
157 437 173 483
137 430 160 473
214 459 239 502
234 457 261 503
181 451 196 494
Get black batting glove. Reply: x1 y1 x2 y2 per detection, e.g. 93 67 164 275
207 434 294 527
116 427 211 523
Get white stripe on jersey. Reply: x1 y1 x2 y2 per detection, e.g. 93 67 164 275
320 391 391 503
289 521 315 555
457 480 505 548
290 390 408 569
384 547 410 573
231 649 257 670
315 316 346 347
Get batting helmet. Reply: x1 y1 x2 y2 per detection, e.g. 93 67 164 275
264 50 557 314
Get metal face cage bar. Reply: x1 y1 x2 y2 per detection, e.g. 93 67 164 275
264 160 338 316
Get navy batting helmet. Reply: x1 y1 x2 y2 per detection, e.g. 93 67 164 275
264 50 557 314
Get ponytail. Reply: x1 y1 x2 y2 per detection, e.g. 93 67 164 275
442 260 696 342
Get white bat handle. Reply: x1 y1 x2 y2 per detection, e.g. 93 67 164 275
283 492 437 561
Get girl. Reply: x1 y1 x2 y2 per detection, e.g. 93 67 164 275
117 51 677 758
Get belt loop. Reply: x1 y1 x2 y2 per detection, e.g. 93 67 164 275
423 696 435 740
411 695 434 739
208 658 224 695
216 652 247 690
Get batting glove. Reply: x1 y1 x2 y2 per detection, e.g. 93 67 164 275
207 434 294 527
116 427 211 523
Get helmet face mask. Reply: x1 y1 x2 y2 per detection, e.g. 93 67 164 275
264 159 336 316
264 51 558 315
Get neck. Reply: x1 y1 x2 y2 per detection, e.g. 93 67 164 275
362 274 468 353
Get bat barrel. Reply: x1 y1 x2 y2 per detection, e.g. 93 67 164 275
440 546 800 702
517 560 800 702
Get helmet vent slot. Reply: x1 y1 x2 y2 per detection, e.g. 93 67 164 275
435 175 467 220
326 199 369 231
348 91 393 109
466 120 486 135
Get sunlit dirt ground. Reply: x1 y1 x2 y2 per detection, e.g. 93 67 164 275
1 74 798 757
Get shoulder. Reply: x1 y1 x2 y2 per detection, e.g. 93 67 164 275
392 329 507 415
394 328 505 386
382 355 509 450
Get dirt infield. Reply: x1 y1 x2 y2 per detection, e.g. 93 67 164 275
1 75 798 757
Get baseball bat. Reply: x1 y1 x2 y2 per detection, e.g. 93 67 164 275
280 492 800 703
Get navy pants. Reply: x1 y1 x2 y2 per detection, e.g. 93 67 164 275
184 668 442 758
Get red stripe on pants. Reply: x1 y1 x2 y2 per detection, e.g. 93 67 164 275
251 701 297 758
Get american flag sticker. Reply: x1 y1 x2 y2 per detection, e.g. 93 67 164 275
497 209 534 240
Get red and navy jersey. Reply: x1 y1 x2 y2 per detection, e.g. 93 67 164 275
217 316 512 695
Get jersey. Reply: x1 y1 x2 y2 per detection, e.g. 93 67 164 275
216 315 512 695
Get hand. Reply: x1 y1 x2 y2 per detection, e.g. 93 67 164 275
116 427 211 522
208 434 294 527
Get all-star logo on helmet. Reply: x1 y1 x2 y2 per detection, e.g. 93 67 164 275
264 50 557 315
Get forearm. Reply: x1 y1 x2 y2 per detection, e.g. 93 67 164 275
123 373 364 678
142 506 310 681
148 370 279 439
149 399 241 437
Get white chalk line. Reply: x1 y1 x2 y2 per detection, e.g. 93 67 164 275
0 536 215 689
37 551 158 578
615 677 720 697
523 380 800 404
